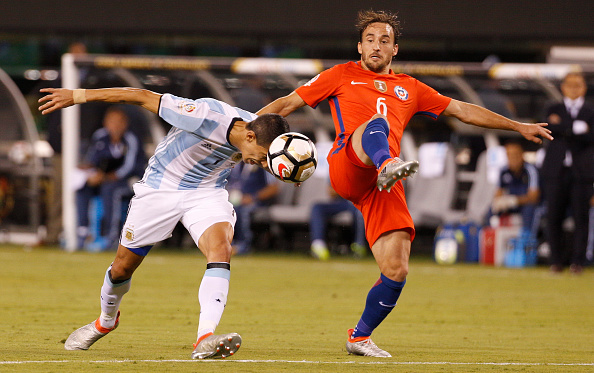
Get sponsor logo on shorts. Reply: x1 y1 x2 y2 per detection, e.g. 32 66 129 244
394 86 409 100
374 80 387 93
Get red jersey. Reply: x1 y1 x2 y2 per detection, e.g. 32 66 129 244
296 61 451 157
295 61 452 246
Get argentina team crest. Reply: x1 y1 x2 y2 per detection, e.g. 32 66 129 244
125 227 134 241
374 80 387 93
394 86 409 101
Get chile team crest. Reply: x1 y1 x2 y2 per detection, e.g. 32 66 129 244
394 86 409 101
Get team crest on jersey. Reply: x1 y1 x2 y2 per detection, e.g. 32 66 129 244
374 80 387 93
394 86 409 101
182 101 196 113
303 74 320 87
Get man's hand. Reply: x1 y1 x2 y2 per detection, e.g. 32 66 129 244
86 170 105 187
516 122 553 144
38 88 75 115
492 195 519 213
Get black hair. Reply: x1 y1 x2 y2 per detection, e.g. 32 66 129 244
247 113 290 146
504 138 524 150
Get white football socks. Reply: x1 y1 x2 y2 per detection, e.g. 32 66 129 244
99 266 131 329
197 264 230 341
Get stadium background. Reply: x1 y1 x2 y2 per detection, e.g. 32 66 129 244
1 0 594 65
0 2 593 371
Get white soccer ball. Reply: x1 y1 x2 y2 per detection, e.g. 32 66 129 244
267 132 318 183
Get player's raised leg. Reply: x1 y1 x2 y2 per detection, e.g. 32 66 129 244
346 230 410 357
190 221 242 359
64 244 145 350
351 114 419 192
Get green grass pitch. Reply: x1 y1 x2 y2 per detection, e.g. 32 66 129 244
1 245 592 372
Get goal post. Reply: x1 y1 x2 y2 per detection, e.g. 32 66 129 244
61 53 81 252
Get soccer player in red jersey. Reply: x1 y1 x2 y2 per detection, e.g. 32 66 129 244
258 9 552 357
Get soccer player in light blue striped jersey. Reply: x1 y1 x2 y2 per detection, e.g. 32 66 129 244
39 87 290 359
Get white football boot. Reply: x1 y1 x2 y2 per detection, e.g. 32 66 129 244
377 158 419 192
345 328 391 357
191 332 242 359
64 311 120 350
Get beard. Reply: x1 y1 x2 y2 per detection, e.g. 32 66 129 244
362 54 392 73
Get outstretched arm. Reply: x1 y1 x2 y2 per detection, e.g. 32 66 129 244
38 87 162 115
256 91 307 117
443 99 553 144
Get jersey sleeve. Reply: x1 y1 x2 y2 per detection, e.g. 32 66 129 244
158 93 232 134
295 65 344 108
414 79 452 119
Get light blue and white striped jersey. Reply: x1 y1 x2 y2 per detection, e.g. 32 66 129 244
140 93 257 190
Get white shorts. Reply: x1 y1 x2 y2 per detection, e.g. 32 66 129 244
120 183 236 255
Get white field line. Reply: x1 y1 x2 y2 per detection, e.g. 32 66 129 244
1 359 593 366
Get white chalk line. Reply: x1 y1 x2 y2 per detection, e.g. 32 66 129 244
1 359 593 366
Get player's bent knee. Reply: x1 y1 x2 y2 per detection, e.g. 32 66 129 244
110 245 144 280
205 242 233 262
201 236 233 262
381 263 408 282
110 262 136 281
197 221 234 261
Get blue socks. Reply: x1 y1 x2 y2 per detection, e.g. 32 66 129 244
361 117 391 169
351 274 406 339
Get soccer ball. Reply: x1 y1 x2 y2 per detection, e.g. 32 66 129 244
267 132 318 183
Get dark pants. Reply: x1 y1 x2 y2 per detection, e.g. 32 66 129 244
232 202 260 254
543 168 593 267
309 199 365 246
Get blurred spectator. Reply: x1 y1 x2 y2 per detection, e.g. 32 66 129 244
541 72 594 274
309 183 367 260
75 106 147 250
228 163 279 255
308 140 366 260
491 140 540 234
